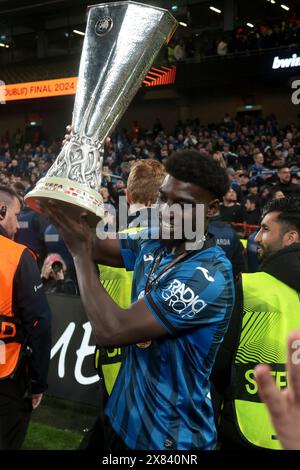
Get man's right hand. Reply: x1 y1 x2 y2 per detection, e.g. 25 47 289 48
102 169 111 182
32 393 43 410
63 125 72 145
52 270 64 281
62 125 111 147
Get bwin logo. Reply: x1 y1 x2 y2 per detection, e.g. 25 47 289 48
272 53 300 70
162 279 207 318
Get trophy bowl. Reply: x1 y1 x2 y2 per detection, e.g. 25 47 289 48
24 1 178 226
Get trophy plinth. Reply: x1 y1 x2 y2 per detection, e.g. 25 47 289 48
25 177 104 228
24 1 178 224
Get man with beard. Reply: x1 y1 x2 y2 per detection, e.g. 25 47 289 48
211 196 300 450
41 150 235 451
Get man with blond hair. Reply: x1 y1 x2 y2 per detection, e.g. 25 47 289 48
126 159 166 208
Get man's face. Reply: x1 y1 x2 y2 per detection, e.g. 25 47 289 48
225 188 237 202
100 187 109 199
158 175 216 248
116 180 125 190
255 153 264 165
0 197 21 240
239 174 249 186
248 185 258 196
245 199 254 212
255 211 294 260
279 168 291 184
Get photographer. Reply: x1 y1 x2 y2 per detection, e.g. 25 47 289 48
41 254 78 295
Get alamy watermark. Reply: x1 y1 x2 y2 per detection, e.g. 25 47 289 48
291 80 300 105
96 197 205 251
291 339 300 365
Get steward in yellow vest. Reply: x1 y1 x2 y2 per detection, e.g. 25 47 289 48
211 196 300 450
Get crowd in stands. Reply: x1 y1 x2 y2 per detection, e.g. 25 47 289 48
168 15 300 62
1 111 300 290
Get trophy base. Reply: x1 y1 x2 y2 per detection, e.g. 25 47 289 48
24 176 104 228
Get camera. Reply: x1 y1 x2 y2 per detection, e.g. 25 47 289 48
51 261 63 273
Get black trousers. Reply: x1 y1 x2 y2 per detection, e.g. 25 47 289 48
79 414 129 451
0 373 32 450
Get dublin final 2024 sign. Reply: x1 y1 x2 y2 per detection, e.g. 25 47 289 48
0 66 176 103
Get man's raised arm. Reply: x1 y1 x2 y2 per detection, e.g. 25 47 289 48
92 233 124 267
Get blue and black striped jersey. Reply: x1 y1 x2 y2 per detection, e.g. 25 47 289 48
105 231 235 450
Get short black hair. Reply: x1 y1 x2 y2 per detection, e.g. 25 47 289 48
247 180 258 189
246 195 258 205
262 196 300 233
0 184 22 205
12 182 26 197
165 150 229 199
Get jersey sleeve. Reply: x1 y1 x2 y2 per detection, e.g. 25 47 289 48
144 259 234 335
118 228 155 271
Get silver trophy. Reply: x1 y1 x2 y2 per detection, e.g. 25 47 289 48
25 1 178 226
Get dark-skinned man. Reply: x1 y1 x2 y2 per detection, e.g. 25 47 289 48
41 150 235 451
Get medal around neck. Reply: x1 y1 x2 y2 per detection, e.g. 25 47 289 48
25 1 178 227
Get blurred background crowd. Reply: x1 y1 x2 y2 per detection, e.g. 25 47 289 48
1 112 300 292
167 15 300 61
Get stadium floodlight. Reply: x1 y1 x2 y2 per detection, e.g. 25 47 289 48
73 29 85 36
0 43 9 48
247 23 254 28
281 4 290 10
209 6 222 14
179 21 187 27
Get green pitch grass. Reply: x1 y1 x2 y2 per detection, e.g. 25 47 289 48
23 422 82 450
